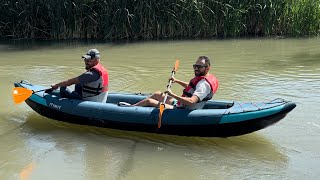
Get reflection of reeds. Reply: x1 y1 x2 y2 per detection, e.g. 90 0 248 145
23 113 287 162
1 0 319 40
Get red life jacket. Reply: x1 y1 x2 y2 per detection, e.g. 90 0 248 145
82 63 109 98
177 74 219 106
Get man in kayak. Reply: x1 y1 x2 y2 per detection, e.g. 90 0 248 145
50 49 109 103
133 56 218 109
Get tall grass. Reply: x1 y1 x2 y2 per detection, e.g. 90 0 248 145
0 0 319 40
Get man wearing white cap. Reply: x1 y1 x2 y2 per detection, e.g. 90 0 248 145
51 49 109 103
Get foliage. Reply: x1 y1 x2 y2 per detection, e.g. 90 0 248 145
0 0 319 40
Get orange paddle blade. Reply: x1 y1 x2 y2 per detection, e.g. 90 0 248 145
12 87 33 104
173 59 180 72
158 103 165 128
20 162 35 180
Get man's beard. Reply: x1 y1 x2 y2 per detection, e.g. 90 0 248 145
195 70 205 77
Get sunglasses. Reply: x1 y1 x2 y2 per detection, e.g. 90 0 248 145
193 64 208 69
83 58 94 62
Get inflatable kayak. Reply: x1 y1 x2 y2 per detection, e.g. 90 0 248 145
14 80 296 137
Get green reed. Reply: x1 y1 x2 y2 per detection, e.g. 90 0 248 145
0 0 319 40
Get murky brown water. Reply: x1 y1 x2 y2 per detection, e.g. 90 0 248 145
0 38 319 179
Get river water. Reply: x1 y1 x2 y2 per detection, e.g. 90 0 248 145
0 38 319 179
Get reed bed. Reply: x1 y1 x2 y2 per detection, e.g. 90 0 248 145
0 0 319 40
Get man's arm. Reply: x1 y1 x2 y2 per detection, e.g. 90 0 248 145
165 80 211 106
51 70 100 90
171 77 188 88
165 89 199 106
51 77 80 90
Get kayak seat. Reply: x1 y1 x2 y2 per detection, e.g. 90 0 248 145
226 102 234 108
202 101 234 109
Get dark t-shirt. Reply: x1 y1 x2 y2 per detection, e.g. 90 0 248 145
77 69 100 85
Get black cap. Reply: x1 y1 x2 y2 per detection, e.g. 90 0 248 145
82 49 100 60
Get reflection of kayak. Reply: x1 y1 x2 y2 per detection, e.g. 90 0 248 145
14 80 296 137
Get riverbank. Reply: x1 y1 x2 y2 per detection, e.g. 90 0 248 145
1 0 319 40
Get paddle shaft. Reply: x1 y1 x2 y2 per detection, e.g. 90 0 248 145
162 70 176 104
158 59 179 128
33 88 52 93
158 70 175 128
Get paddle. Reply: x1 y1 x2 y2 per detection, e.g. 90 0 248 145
12 87 52 104
158 59 179 128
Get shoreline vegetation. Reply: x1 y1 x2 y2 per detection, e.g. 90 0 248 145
1 0 319 40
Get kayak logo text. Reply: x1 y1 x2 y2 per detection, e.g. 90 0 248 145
49 103 61 110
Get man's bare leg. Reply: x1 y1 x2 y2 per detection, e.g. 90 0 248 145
133 91 175 107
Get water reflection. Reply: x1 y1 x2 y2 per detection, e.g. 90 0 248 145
0 114 34 179
5 113 288 179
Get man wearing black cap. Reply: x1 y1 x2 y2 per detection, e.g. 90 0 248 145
51 49 109 102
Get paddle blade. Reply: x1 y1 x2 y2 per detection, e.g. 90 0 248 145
158 103 165 128
20 162 35 180
174 59 180 71
12 87 33 104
